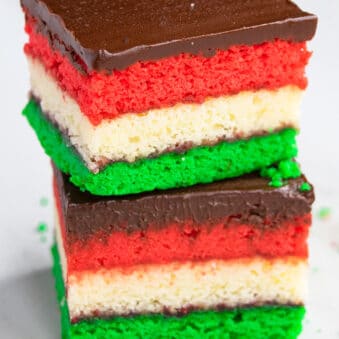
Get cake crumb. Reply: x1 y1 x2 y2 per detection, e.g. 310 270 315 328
36 222 49 244
36 222 48 234
318 207 331 220
260 159 301 188
39 197 49 207
299 182 311 192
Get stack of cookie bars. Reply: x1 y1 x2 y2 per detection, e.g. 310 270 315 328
21 0 317 338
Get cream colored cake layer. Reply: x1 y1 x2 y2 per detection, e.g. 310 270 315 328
29 57 302 172
55 206 307 320
66 257 306 320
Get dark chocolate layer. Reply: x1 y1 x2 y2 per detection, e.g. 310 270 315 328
53 165 314 241
22 0 317 72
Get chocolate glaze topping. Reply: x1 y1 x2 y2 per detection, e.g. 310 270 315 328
53 166 314 242
21 0 317 72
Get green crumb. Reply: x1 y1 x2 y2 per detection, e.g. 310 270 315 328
261 159 302 188
318 207 331 220
260 167 278 178
39 197 49 207
278 159 301 178
36 222 48 234
269 180 283 188
300 182 312 192
269 174 284 188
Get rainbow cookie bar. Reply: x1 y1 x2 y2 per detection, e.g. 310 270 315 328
21 0 317 196
52 165 314 338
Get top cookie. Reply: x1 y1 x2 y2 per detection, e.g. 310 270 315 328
21 0 317 71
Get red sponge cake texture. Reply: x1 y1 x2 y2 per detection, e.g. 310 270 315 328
25 21 311 125
66 216 310 273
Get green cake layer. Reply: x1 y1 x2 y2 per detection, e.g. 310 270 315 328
52 245 305 339
24 100 298 196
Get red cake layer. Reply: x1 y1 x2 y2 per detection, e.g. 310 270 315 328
25 21 311 125
66 217 310 273
54 183 310 273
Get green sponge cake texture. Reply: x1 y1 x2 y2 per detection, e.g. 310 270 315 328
52 245 305 339
24 100 298 196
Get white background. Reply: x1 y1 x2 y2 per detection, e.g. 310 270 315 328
0 1 338 338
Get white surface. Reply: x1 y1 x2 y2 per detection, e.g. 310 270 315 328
0 1 338 338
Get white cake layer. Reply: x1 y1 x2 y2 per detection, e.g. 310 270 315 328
29 57 302 172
